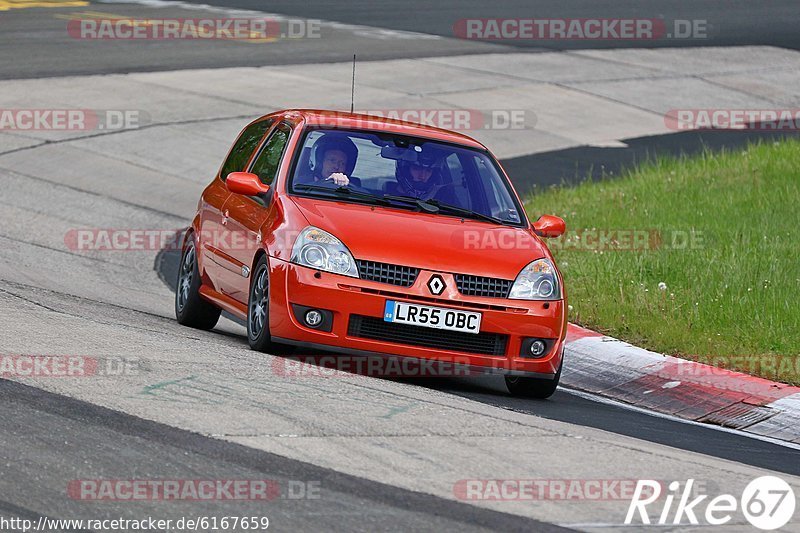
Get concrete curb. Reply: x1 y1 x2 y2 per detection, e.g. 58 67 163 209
562 324 800 445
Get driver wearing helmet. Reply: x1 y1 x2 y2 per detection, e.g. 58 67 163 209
393 147 457 204
303 133 360 187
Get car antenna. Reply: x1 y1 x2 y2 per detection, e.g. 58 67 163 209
350 53 356 114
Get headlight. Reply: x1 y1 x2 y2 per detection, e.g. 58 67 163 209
508 258 561 300
291 226 359 278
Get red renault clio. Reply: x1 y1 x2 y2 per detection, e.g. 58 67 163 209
175 110 567 398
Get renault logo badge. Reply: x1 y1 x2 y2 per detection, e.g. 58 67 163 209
427 274 445 295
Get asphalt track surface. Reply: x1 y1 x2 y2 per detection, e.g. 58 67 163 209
2 1 800 531
3 0 800 78
192 0 800 50
0 379 566 532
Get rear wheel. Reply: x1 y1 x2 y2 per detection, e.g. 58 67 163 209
247 255 283 352
175 235 221 330
505 358 562 399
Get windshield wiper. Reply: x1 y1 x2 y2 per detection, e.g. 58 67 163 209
294 184 394 206
425 199 513 225
381 194 440 213
295 185 444 215
383 194 512 224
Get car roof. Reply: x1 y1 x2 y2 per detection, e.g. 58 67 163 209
260 109 488 150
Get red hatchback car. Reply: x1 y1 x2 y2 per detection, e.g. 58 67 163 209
175 110 567 398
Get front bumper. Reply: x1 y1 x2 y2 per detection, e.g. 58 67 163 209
268 258 566 377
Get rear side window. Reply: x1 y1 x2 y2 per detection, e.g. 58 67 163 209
249 123 291 186
220 119 273 180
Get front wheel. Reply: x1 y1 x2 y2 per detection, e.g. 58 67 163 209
175 235 221 330
505 358 562 399
247 255 282 352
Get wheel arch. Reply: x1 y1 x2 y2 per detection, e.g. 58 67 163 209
251 247 269 274
181 226 212 286
181 226 195 248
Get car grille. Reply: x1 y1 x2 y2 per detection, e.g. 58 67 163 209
455 274 513 298
356 260 419 287
348 315 508 356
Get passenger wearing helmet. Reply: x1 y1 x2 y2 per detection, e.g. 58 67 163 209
302 133 360 187
393 147 457 205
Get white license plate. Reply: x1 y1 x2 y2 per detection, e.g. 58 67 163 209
383 300 482 334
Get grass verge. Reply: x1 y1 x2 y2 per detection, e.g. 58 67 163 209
525 139 800 384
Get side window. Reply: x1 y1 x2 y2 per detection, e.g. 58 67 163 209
220 119 273 180
249 123 291 186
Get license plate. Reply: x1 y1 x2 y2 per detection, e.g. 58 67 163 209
383 300 482 334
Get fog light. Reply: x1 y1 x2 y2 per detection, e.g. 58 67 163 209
305 309 323 328
529 340 547 357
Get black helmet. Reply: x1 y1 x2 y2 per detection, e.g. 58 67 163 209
311 134 358 178
396 145 443 194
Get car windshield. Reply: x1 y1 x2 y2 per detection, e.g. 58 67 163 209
289 128 525 226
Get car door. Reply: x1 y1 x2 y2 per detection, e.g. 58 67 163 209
222 121 293 304
199 119 273 294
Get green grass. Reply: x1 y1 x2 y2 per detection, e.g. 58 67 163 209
525 139 800 384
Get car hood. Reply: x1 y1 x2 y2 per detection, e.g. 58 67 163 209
290 196 548 280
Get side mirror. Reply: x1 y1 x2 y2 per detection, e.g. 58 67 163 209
533 215 566 238
226 172 270 196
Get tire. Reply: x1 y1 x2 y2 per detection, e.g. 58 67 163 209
505 358 562 399
175 234 221 330
247 255 282 352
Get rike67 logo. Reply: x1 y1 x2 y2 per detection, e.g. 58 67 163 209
626 477 796 530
